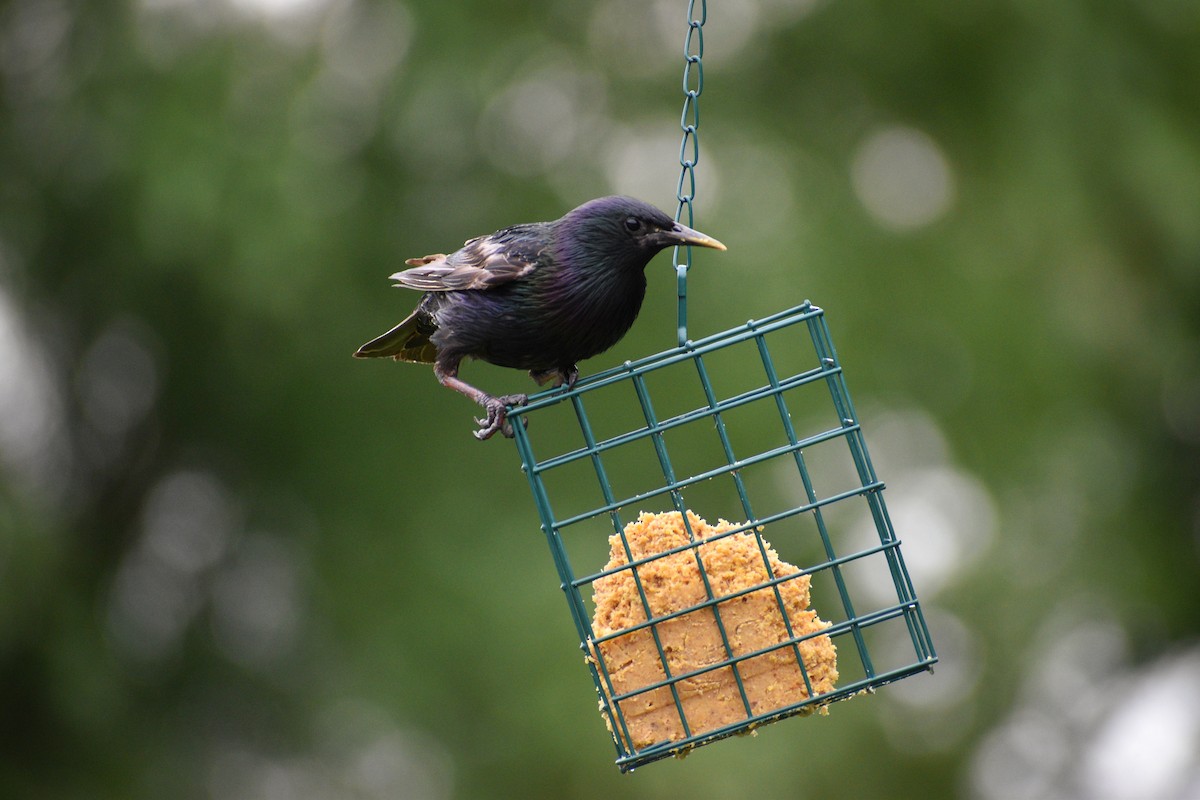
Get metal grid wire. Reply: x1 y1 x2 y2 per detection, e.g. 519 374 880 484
509 301 938 770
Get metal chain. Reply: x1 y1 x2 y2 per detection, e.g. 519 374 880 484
673 0 706 346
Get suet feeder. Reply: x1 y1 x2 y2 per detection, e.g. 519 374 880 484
509 1 936 771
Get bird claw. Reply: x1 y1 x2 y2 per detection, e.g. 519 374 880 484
473 394 529 440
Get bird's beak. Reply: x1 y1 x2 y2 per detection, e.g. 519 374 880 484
665 222 727 251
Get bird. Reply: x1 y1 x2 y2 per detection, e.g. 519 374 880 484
354 195 726 440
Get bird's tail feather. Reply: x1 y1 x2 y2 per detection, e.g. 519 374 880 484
353 311 437 363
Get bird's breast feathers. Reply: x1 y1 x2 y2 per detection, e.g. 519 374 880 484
538 266 647 354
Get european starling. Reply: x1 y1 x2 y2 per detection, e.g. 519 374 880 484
354 196 726 440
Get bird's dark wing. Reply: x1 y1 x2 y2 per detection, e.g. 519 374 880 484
389 227 545 292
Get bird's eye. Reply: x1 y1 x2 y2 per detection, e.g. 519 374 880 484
624 217 642 232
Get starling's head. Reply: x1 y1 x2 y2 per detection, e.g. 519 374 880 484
560 196 725 271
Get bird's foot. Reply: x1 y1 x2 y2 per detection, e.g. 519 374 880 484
473 394 529 440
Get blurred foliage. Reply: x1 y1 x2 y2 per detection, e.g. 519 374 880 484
2 0 1199 798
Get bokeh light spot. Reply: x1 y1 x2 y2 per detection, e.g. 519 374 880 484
851 125 955 230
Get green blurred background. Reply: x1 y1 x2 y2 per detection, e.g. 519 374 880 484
2 0 1199 797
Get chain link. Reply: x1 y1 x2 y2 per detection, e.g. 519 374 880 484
673 0 707 346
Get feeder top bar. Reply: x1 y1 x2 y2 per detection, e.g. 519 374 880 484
506 301 821 420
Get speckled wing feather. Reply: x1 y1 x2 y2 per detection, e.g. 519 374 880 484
357 225 549 362
389 229 543 292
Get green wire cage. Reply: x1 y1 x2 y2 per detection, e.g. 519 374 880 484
509 302 937 770
506 0 936 772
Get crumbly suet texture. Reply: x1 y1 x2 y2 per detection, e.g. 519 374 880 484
590 510 838 751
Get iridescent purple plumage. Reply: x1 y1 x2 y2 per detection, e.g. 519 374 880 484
355 196 725 439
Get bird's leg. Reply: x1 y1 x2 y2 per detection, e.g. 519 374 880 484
529 365 579 389
433 362 527 440
529 368 557 386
